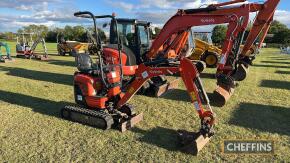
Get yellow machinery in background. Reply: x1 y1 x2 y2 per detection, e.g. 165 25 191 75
57 33 91 56
189 32 222 68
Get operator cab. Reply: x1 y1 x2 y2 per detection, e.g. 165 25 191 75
108 18 151 65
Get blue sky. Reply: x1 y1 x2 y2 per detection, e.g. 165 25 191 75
0 0 289 32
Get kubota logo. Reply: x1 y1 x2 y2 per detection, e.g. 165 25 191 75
149 70 162 74
201 18 215 23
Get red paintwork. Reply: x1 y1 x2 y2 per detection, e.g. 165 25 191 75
145 0 279 74
241 0 280 56
75 74 97 96
103 47 137 75
116 58 211 120
85 96 108 109
74 73 108 109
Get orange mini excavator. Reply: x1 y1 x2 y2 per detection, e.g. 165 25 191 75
62 11 215 155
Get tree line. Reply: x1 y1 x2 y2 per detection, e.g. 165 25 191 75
0 20 289 45
211 20 290 46
0 25 106 43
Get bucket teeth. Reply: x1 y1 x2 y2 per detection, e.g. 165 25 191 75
177 130 212 155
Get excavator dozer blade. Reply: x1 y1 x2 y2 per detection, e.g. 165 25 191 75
212 86 234 107
0 58 15 63
154 78 179 97
178 130 211 155
231 64 249 81
118 113 144 132
35 55 50 61
16 54 27 58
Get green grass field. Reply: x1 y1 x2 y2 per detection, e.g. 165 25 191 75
0 42 289 162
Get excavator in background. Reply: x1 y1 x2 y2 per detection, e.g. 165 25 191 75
189 32 222 68
147 0 280 106
0 42 14 63
213 0 280 106
16 33 49 60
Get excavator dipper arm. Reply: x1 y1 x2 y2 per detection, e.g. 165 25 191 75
147 14 245 59
241 0 280 58
117 58 215 154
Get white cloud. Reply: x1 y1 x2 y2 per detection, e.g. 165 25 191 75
136 10 175 24
0 0 59 11
137 0 176 9
274 10 290 27
182 0 218 9
0 0 87 32
107 1 134 12
134 0 220 25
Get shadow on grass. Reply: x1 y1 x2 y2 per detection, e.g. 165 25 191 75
275 70 290 75
0 66 73 86
267 56 290 59
261 61 290 64
229 102 290 136
273 58 290 61
252 64 289 69
0 89 73 117
161 89 221 107
260 80 290 91
132 127 179 151
48 60 76 67
200 72 216 79
161 89 191 102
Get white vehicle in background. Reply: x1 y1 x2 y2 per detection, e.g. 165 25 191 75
280 46 290 54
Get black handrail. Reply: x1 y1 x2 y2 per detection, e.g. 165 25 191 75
74 11 124 88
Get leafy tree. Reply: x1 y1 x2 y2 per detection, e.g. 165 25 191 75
63 25 74 40
0 32 15 40
46 31 58 42
268 20 288 34
264 20 289 44
86 27 107 42
211 25 227 45
272 29 290 44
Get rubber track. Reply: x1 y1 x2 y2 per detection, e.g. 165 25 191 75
62 105 114 130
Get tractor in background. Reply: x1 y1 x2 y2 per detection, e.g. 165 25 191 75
57 32 92 56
